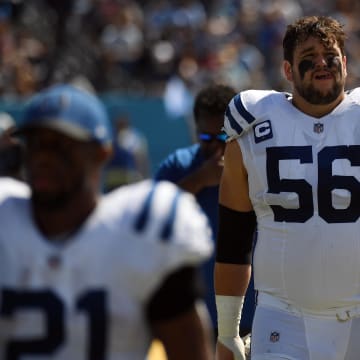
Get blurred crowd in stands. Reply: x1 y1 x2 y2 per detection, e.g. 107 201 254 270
1 0 360 101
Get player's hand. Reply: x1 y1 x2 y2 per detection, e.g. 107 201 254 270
216 335 246 360
198 149 224 187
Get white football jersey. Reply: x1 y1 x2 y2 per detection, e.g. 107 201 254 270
0 179 213 360
224 89 360 311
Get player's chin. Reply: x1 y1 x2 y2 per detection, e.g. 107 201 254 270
312 78 335 91
29 172 64 192
30 178 68 207
31 190 67 211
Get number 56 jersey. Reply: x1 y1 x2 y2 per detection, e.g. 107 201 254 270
0 178 213 360
224 89 360 311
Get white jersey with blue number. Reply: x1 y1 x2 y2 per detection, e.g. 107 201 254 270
0 178 213 360
224 89 360 311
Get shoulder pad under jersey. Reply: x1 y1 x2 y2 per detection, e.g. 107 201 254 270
131 180 213 264
0 177 30 204
346 87 360 101
223 89 285 140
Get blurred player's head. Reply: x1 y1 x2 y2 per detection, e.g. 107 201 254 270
193 84 236 159
283 16 347 106
17 84 113 210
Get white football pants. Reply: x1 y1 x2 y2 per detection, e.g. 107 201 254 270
251 295 360 360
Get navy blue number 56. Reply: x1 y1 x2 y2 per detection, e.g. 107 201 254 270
1 289 107 360
266 145 360 223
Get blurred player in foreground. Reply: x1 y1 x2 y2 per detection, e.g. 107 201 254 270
0 84 214 360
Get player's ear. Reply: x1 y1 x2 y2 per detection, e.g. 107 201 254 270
94 143 113 165
283 60 293 81
342 55 347 78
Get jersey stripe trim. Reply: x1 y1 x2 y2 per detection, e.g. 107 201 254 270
233 93 256 125
133 183 156 232
225 106 243 135
160 190 181 242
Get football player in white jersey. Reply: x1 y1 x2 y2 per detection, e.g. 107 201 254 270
0 84 215 360
215 15 360 360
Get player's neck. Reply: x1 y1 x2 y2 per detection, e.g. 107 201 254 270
291 92 345 118
32 192 99 241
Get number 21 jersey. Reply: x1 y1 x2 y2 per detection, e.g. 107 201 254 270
0 178 213 360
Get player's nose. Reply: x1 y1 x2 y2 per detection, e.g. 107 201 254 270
313 55 328 68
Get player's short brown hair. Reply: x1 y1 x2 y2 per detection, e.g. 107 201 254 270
283 16 347 64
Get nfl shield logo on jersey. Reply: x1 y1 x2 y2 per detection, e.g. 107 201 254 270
270 331 280 342
313 122 324 133
48 254 62 269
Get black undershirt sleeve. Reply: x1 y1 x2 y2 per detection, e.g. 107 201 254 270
146 265 206 322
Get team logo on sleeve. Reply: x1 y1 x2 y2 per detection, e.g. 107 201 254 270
254 120 273 143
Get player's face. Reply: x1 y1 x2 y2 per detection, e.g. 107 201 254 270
196 113 226 159
22 128 98 210
285 36 346 105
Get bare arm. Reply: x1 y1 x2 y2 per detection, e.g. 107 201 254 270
151 302 214 360
215 140 254 360
215 140 253 297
